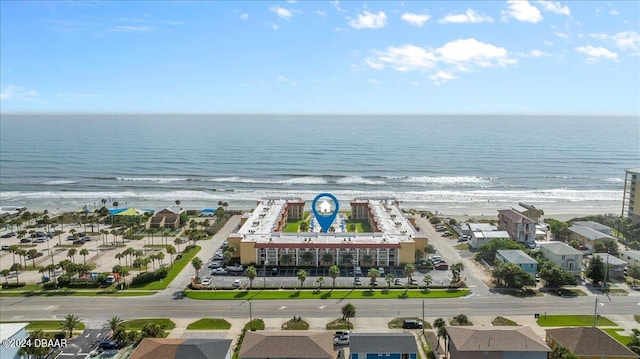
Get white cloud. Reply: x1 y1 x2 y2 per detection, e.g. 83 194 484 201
575 45 618 63
331 0 346 13
439 9 493 24
367 78 382 85
608 9 619 16
316 10 327 17
501 0 543 23
367 44 437 72
239 13 249 20
519 49 551 57
270 6 293 20
401 12 431 27
554 32 570 40
0 85 39 101
270 23 280 31
611 31 640 52
365 38 516 83
536 1 571 16
349 11 387 29
430 71 457 84
109 25 157 32
543 40 553 46
277 75 297 86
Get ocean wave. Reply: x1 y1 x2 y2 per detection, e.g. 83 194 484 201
116 177 188 183
1 188 621 204
391 176 493 185
604 177 624 183
209 176 327 185
336 176 386 185
42 180 77 185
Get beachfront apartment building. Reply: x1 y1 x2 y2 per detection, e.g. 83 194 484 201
537 242 583 276
512 203 544 224
497 209 536 244
622 168 640 224
227 198 427 267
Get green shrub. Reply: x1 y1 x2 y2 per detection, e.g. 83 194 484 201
131 267 169 286
1 282 27 289
429 217 441 224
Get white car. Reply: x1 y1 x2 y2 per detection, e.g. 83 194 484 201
233 279 242 287
212 268 228 275
334 335 350 346
378 267 385 275
201 278 212 286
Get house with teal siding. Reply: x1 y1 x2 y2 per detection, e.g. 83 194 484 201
349 333 418 359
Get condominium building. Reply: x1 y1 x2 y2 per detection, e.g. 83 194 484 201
497 209 536 244
622 167 640 224
228 198 427 267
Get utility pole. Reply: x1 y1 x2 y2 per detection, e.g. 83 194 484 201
422 299 425 336
592 297 598 327
249 301 254 331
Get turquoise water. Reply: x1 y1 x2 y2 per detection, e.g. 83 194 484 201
1 114 638 214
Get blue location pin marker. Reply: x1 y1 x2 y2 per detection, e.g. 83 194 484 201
312 193 339 233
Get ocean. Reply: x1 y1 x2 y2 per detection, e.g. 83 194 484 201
1 114 638 218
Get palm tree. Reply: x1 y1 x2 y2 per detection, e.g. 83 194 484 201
60 314 81 338
281 254 293 266
156 252 165 267
191 257 203 281
105 316 124 335
423 274 433 292
101 198 107 208
16 248 28 268
141 323 163 339
322 252 334 265
367 268 379 288
1 269 10 284
113 201 119 209
56 230 64 246
8 245 19 264
329 265 340 289
362 254 373 266
245 265 257 289
341 303 356 329
27 249 38 269
67 248 77 263
317 276 324 289
115 252 123 265
146 228 154 246
296 269 308 288
166 246 176 266
175 200 181 206
10 263 22 283
79 248 89 265
403 263 416 289
451 262 465 283
385 273 395 290
174 238 183 252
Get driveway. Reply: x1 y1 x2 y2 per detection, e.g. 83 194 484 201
58 328 110 359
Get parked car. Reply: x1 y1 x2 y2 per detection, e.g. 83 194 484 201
334 335 350 346
457 237 468 242
435 263 449 270
394 278 403 286
33 237 48 243
212 268 228 275
20 238 32 243
212 253 224 260
233 279 242 287
378 267 385 275
81 236 91 241
208 261 222 269
98 340 118 350
73 239 84 245
354 278 362 286
535 274 540 283
442 231 452 237
402 319 423 329
1 245 10 250
201 278 212 286
354 266 362 276
1 232 16 238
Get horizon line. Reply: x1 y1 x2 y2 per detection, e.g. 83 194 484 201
2 111 638 116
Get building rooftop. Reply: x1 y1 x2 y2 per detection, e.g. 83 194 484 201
0 323 28 341
498 209 535 224
538 241 583 255
238 198 301 235
497 250 538 265
129 338 232 359
626 167 640 175
239 331 333 359
571 221 612 232
568 226 616 241
546 327 638 358
474 231 511 239
447 326 550 352
620 250 640 262
463 223 498 232
592 253 627 266
349 333 418 354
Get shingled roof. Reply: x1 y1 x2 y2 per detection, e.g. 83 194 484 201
129 338 232 359
349 333 418 354
546 327 638 358
239 331 334 359
447 326 550 352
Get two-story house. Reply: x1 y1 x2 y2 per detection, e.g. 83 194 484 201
497 209 536 245
495 250 538 277
538 242 583 276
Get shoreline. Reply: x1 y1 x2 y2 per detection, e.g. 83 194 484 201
0 198 621 223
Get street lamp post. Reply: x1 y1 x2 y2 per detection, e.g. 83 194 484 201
352 259 357 286
593 298 604 327
263 248 268 289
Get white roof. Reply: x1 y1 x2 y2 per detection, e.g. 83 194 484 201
572 221 612 232
467 223 498 232
538 241 583 255
592 253 627 266
568 226 616 241
0 323 28 341
474 231 510 239
620 250 640 262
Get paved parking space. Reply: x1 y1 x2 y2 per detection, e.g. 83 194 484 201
58 328 110 359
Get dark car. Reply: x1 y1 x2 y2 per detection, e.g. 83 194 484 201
435 263 449 270
20 238 32 244
1 232 16 238
98 340 119 350
402 319 423 329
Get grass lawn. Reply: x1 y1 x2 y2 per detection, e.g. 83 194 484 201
284 221 301 233
281 318 309 330
1 320 86 331
536 315 616 327
186 318 231 330
122 318 176 331
492 316 518 326
388 317 431 329
131 246 201 290
326 318 352 330
0 290 154 297
243 319 265 331
185 288 470 300
603 328 632 345
454 243 469 250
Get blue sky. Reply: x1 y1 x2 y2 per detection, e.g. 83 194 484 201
1 1 638 114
